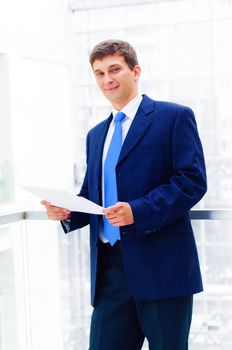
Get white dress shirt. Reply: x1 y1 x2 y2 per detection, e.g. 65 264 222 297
100 94 143 242
62 94 143 241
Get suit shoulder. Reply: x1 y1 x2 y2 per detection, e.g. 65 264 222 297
87 116 111 138
155 100 193 115
143 95 194 116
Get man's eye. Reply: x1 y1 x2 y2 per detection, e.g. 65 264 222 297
112 67 120 73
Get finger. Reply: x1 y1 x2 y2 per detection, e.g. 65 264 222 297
104 211 115 219
112 202 124 210
108 216 121 225
47 207 70 217
47 211 70 221
109 220 121 226
41 200 51 206
103 208 115 215
49 206 70 213
103 202 122 214
103 212 115 217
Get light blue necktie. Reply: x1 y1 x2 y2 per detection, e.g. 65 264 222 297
103 111 126 246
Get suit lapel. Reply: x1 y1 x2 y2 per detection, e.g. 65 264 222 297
93 114 112 189
117 95 154 165
92 95 155 190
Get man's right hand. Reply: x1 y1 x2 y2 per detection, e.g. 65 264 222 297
41 200 71 221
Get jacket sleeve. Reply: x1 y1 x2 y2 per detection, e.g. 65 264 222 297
129 107 207 237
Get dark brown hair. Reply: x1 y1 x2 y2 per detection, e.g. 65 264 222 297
89 39 139 70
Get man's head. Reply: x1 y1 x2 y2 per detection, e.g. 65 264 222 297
89 40 141 110
89 39 139 70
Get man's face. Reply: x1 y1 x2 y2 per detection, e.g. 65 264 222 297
92 54 141 110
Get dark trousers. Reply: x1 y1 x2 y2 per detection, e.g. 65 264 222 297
89 241 193 350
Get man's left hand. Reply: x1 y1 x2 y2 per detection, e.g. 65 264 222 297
103 202 134 226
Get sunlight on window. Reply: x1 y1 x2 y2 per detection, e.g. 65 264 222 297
0 1 232 349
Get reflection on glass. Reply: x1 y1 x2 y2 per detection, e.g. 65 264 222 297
0 224 20 349
0 159 13 204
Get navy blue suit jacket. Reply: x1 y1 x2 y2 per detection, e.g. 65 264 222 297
63 95 207 306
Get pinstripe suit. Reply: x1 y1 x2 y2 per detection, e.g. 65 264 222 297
62 94 207 348
64 94 206 303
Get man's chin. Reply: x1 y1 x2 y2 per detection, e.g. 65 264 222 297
104 94 121 104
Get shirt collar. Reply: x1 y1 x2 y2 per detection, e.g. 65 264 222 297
112 94 143 121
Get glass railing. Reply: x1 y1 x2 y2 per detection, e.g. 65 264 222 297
0 209 232 350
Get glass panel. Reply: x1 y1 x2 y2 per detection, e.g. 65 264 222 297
0 159 14 204
70 0 232 210
1 217 232 349
0 54 14 205
190 220 232 349
22 220 64 350
0 222 27 350
56 219 232 349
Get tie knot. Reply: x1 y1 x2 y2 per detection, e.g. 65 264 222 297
114 111 126 123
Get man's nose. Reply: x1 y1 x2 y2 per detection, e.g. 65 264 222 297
104 73 113 84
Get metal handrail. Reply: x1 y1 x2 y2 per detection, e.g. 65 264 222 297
1 209 232 226
69 0 178 12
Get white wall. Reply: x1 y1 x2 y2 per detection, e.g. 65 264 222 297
0 0 74 210
0 2 76 350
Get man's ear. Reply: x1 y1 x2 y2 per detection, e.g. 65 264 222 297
133 65 141 81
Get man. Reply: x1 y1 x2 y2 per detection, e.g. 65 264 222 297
42 39 207 349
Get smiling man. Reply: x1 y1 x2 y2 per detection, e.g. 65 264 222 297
42 40 207 350
93 52 141 110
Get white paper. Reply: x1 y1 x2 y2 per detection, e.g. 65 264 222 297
22 185 104 215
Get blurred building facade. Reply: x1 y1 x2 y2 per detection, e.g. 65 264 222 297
1 0 232 349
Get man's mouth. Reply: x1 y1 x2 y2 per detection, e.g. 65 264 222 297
105 85 119 92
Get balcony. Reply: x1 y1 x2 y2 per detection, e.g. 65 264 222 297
1 209 232 349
